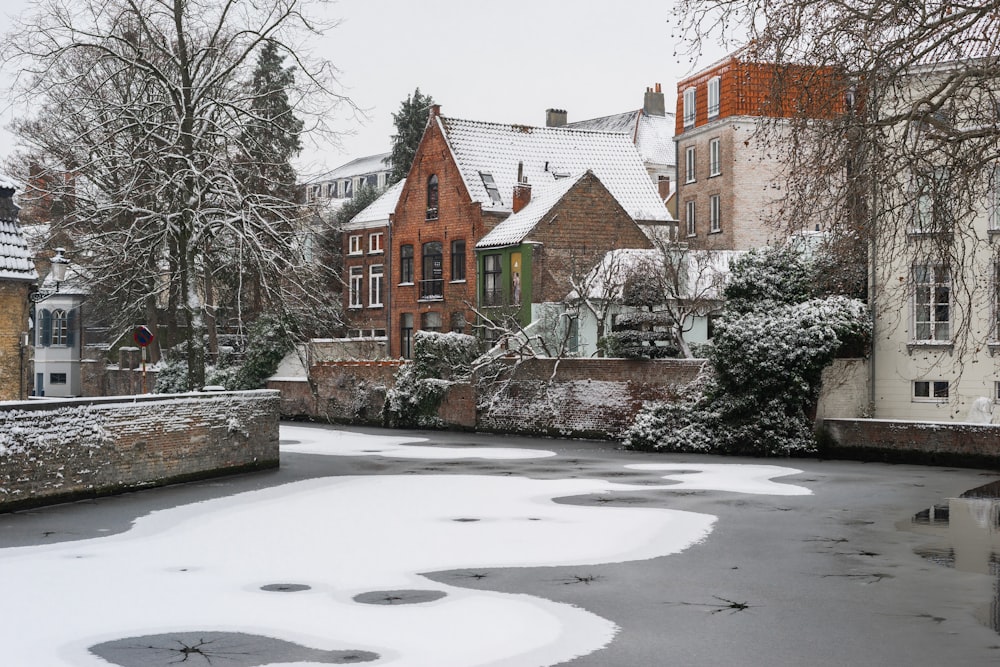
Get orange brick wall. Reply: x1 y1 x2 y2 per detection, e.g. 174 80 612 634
389 119 492 356
0 281 32 401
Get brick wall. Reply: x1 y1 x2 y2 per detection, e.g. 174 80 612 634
527 172 652 302
821 418 1000 468
308 360 401 425
478 358 705 439
0 281 31 401
0 390 280 512
389 118 487 356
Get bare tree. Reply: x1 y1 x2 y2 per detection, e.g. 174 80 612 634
3 0 354 388
674 0 1000 370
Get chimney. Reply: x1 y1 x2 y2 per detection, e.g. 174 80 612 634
513 163 531 213
545 108 567 127
644 83 666 117
657 175 672 200
0 183 18 222
427 104 441 125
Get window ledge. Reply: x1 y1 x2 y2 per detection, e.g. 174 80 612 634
348 306 363 310
367 305 384 310
398 282 414 287
906 341 954 354
367 250 384 256
987 342 1000 356
418 296 444 302
989 228 1000 240
348 251 363 257
709 229 722 234
450 279 467 284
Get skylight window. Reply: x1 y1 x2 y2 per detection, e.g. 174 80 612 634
480 172 502 204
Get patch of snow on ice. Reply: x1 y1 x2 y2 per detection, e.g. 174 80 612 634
281 425 555 459
0 472 714 666
625 463 813 496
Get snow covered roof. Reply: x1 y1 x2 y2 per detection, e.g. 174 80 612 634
914 13 1000 67
312 153 392 182
437 116 670 222
344 179 405 230
476 173 585 249
572 247 745 301
0 185 38 282
567 110 676 168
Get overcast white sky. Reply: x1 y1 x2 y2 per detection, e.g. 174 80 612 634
1 0 738 178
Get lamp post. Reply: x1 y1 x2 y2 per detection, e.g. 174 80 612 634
29 248 70 303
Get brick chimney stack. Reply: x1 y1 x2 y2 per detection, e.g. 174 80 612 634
644 83 665 117
512 162 531 213
427 104 441 126
545 108 567 127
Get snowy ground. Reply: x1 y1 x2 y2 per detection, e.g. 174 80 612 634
0 426 814 667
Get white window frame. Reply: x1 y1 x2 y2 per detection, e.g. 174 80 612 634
685 200 696 237
348 234 362 255
913 380 949 402
709 138 721 177
709 195 721 233
369 264 384 307
683 87 696 127
349 266 363 308
912 264 950 342
369 231 384 254
707 76 720 118
685 146 696 184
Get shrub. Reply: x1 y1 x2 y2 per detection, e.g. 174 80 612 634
385 331 480 428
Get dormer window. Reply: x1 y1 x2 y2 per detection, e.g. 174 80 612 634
426 174 439 220
480 172 502 204
707 77 720 118
683 87 696 127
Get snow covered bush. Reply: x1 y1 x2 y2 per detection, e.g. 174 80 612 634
385 331 480 428
230 315 295 390
625 249 870 456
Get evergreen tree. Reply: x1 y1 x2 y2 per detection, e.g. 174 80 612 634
238 40 304 198
386 88 434 184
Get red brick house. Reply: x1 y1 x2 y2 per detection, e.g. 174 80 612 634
341 179 404 339
386 106 670 358
675 51 845 250
0 181 39 400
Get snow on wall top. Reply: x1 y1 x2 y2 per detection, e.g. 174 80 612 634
567 110 677 168
477 172 586 248
438 116 670 222
0 187 39 282
345 179 406 230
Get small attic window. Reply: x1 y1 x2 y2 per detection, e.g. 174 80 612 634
480 172 502 204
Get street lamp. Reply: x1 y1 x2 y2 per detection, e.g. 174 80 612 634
29 248 70 303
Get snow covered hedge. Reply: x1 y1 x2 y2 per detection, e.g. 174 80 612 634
385 331 480 428
625 247 870 456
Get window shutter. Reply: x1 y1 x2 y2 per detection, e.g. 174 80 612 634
67 309 76 348
40 310 52 347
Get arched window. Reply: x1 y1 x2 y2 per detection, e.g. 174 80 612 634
51 309 68 346
426 175 439 220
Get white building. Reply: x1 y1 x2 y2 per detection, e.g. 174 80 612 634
32 263 87 398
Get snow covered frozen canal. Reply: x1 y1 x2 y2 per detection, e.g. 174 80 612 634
0 423 998 666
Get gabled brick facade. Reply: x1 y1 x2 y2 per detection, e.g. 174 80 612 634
388 113 494 358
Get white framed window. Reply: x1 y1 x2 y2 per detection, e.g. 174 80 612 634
348 235 362 255
349 266 363 308
369 231 384 254
683 87 696 127
707 76 720 118
912 167 951 233
685 146 696 184
369 264 384 307
709 138 721 177
913 264 950 341
710 195 721 233
51 309 68 346
913 380 949 402
685 200 696 237
995 380 1000 402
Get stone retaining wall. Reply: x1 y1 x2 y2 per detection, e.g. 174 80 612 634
820 418 1000 468
0 390 280 512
